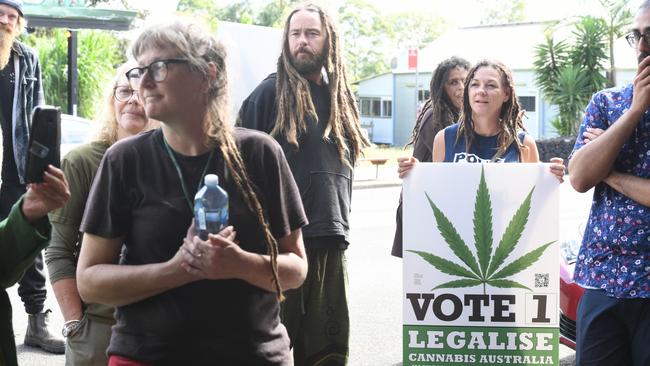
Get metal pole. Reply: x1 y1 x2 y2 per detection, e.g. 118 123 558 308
67 30 78 116
414 49 419 122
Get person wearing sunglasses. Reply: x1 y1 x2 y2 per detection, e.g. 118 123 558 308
44 60 157 366
76 20 308 365
568 2 650 365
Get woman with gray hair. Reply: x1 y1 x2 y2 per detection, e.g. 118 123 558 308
76 20 308 365
45 60 157 366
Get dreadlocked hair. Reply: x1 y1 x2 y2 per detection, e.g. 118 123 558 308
457 59 527 161
275 3 370 167
130 20 284 300
407 56 470 148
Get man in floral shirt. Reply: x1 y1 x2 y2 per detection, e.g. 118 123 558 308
568 2 650 365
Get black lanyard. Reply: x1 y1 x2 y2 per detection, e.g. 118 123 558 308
162 136 214 212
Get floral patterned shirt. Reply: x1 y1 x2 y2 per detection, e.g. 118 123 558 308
571 84 650 299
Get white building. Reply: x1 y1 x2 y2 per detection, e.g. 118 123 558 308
357 21 637 147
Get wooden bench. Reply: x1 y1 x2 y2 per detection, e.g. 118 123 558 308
361 158 389 179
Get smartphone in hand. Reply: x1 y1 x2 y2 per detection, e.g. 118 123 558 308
25 106 61 183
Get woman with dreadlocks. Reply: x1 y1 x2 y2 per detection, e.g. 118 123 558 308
409 56 470 163
398 59 565 176
392 57 470 257
76 20 308 365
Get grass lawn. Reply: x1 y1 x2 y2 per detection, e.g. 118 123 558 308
359 145 412 167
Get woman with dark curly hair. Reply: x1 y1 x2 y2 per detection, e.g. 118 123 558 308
409 56 471 162
392 57 470 257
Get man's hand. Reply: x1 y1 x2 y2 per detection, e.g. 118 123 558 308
582 127 605 144
22 165 70 223
631 55 650 115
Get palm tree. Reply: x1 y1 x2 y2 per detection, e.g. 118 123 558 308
599 0 633 86
570 16 609 91
533 16 610 136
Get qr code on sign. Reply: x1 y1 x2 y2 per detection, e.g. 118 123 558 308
535 273 549 288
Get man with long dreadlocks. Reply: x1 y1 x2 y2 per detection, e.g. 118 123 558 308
0 0 65 354
238 3 369 364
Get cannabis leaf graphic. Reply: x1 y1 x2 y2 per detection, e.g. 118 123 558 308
406 166 554 293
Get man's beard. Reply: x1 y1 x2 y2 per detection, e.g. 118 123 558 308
639 51 650 64
290 47 325 76
0 26 16 70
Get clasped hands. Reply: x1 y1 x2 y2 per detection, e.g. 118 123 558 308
174 221 242 280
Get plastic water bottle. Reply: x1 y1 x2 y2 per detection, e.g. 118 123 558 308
194 174 229 240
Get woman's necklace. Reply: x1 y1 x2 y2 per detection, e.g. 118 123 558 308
162 136 214 212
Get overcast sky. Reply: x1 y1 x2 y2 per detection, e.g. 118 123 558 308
214 0 622 27
135 0 642 29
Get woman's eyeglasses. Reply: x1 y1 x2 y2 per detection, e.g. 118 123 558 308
114 86 139 102
125 59 188 89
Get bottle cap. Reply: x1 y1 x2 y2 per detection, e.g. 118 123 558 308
204 174 219 187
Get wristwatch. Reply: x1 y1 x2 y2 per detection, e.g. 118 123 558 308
62 319 81 338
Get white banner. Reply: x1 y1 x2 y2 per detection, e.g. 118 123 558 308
402 163 559 365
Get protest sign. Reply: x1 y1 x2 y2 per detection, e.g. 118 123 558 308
403 163 559 365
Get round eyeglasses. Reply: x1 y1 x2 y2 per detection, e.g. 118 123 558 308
114 86 139 102
125 59 188 89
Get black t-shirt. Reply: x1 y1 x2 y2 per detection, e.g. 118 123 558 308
239 73 353 245
0 57 20 185
412 108 435 163
80 128 307 365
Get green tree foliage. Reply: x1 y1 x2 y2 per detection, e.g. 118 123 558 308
337 0 390 82
177 0 220 29
216 0 254 24
24 29 123 119
571 16 609 89
256 0 300 27
386 11 446 50
534 1 632 136
534 16 610 136
338 0 445 82
213 0 444 82
600 0 632 85
479 0 526 25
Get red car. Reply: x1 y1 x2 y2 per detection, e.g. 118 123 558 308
559 238 585 349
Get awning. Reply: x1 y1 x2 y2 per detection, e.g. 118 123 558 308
21 1 138 115
24 3 137 31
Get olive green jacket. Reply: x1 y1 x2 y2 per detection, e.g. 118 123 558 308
0 197 51 366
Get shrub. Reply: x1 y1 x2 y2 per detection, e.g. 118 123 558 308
536 135 577 166
23 29 125 119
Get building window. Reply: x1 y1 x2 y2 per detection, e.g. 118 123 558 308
372 99 381 116
359 97 391 117
518 96 536 112
418 89 430 102
382 100 392 117
361 98 371 116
